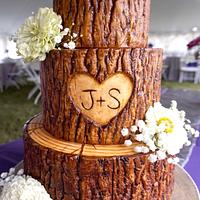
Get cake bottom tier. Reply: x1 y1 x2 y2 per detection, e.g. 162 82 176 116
24 116 174 200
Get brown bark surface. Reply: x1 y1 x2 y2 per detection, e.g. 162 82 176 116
24 120 174 200
41 48 163 144
53 0 151 48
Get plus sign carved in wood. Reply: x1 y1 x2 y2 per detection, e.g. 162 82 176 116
68 72 133 125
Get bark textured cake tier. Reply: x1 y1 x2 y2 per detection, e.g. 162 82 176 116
54 0 151 48
24 0 175 199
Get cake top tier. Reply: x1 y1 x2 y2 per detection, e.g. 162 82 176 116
53 0 151 48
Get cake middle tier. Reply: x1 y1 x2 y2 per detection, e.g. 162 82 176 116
41 48 163 144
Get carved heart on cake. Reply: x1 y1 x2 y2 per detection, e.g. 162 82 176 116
68 72 133 125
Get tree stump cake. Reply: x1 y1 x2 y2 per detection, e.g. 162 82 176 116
24 0 175 199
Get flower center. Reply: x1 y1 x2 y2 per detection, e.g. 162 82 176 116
157 117 174 134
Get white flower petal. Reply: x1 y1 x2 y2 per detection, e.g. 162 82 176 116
16 7 65 62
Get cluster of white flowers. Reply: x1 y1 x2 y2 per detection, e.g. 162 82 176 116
121 101 199 164
0 168 52 200
16 7 79 63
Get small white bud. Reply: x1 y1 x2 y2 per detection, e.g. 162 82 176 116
130 125 138 133
5 176 11 183
58 24 63 30
148 154 158 163
184 124 192 131
1 172 8 179
121 128 129 137
8 168 15 176
64 28 69 34
171 100 177 109
137 120 146 131
194 130 200 138
141 146 150 154
17 169 24 176
173 157 180 164
191 128 196 135
134 146 143 153
185 140 192 147
54 35 62 43
0 179 4 186
167 157 173 164
156 150 166 160
73 33 78 38
124 140 133 146
63 43 69 48
135 134 144 142
67 41 76 49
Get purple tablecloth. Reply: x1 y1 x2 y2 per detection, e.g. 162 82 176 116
0 137 200 190
0 139 24 173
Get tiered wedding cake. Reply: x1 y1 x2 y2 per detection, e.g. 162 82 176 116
24 0 175 199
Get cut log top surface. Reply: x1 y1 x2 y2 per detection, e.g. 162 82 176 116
26 115 144 157
53 0 151 48
41 48 163 144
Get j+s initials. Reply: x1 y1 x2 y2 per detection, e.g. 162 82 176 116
81 88 121 110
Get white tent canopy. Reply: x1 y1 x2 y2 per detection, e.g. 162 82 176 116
0 0 200 34
0 0 200 58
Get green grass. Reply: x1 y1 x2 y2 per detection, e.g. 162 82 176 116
0 81 199 144
0 84 40 144
162 81 200 91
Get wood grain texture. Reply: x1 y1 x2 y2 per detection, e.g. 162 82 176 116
24 120 175 200
26 115 144 157
41 48 163 144
53 0 151 48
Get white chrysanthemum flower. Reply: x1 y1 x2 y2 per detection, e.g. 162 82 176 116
121 100 199 163
121 128 129 137
124 140 132 146
145 101 188 156
1 176 52 200
16 7 65 62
